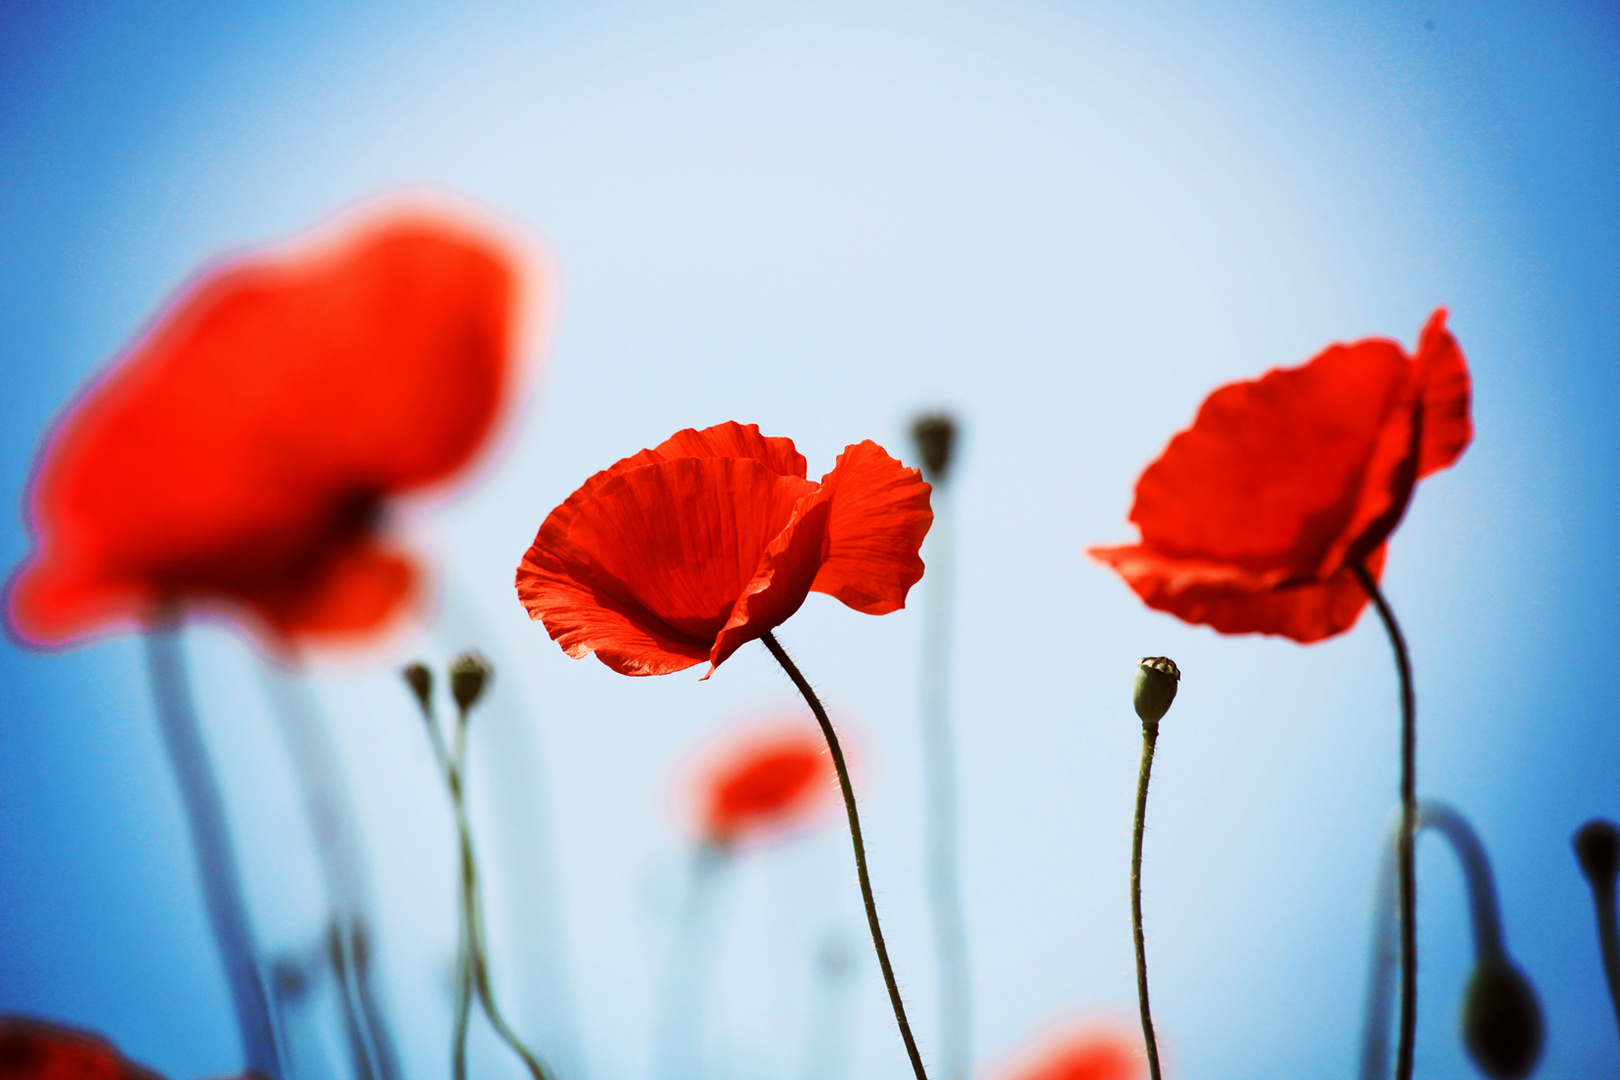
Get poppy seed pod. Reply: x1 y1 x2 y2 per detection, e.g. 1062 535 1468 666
1461 955 1543 1080
1574 818 1620 889
402 661 433 714
1134 656 1180 725
910 412 958 483
449 651 492 713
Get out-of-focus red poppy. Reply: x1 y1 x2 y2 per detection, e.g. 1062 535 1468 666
685 719 841 847
516 422 932 676
0 1018 162 1080
1088 308 1471 642
7 207 525 650
987 1021 1145 1080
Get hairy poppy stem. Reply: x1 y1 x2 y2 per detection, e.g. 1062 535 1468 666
1131 721 1163 1080
143 622 283 1080
1352 561 1417 1080
761 631 931 1080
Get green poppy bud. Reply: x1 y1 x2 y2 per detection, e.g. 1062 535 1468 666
1133 656 1180 725
449 651 492 714
910 412 958 483
402 662 433 714
1574 818 1620 891
1461 955 1543 1080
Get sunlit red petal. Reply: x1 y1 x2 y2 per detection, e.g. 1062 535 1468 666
808 440 933 614
1131 340 1410 579
708 495 833 673
655 422 808 478
517 457 816 674
693 725 837 845
989 1023 1144 1080
7 213 519 647
1089 542 1385 643
1413 308 1474 479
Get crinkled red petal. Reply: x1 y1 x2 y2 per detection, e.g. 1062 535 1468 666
655 422 808 478
808 440 932 614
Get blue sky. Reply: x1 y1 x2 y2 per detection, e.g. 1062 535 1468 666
2 2 1618 1079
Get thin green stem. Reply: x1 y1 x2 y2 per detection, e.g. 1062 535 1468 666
1353 561 1417 1080
761 631 929 1080
1132 721 1162 1080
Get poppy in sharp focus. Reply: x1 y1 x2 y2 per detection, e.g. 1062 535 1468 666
988 1022 1145 1080
7 207 525 650
1088 308 1471 642
0 1018 163 1080
687 719 841 847
516 422 933 676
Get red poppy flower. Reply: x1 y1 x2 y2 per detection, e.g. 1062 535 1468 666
0 1018 163 1080
685 719 841 846
515 422 932 676
988 1022 1144 1080
1088 308 1471 642
7 208 523 650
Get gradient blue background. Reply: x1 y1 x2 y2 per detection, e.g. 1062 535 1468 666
2 2 1618 1078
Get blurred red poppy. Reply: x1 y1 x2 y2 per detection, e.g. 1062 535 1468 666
0 1018 162 1080
7 208 523 650
516 422 932 676
1089 308 1471 642
687 719 840 847
988 1022 1144 1080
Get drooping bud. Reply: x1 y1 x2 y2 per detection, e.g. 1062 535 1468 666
1133 656 1180 725
402 662 433 715
1461 955 1543 1080
1574 818 1620 891
910 412 958 483
449 651 492 714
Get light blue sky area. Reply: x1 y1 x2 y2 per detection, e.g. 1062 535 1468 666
1 3 1618 1079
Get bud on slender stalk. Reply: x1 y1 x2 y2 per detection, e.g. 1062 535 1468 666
402 662 434 715
910 412 958 483
1461 955 1543 1080
1133 657 1180 726
449 651 493 714
1575 819 1620 891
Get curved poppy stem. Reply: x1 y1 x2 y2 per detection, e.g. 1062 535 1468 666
1131 720 1163 1080
761 631 930 1080
1352 561 1417 1080
143 621 283 1080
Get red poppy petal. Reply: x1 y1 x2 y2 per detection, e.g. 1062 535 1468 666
1089 541 1384 643
706 494 834 673
517 457 815 673
654 422 808 478
0 1018 164 1080
1132 340 1411 578
808 440 933 614
244 540 418 644
13 214 518 649
1413 307 1473 479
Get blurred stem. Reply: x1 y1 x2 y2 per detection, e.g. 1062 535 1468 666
1131 720 1162 1080
919 486 970 1080
761 631 930 1080
656 842 728 1080
143 619 283 1080
1588 875 1620 1038
1353 561 1417 1080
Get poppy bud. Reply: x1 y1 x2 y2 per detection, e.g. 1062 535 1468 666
910 412 958 483
1461 955 1543 1080
449 651 492 713
1133 656 1180 725
1574 818 1620 890
402 662 433 714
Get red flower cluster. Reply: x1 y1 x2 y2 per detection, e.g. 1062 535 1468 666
516 422 933 676
1089 309 1471 642
0 1019 162 1080
7 209 523 650
687 720 840 847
